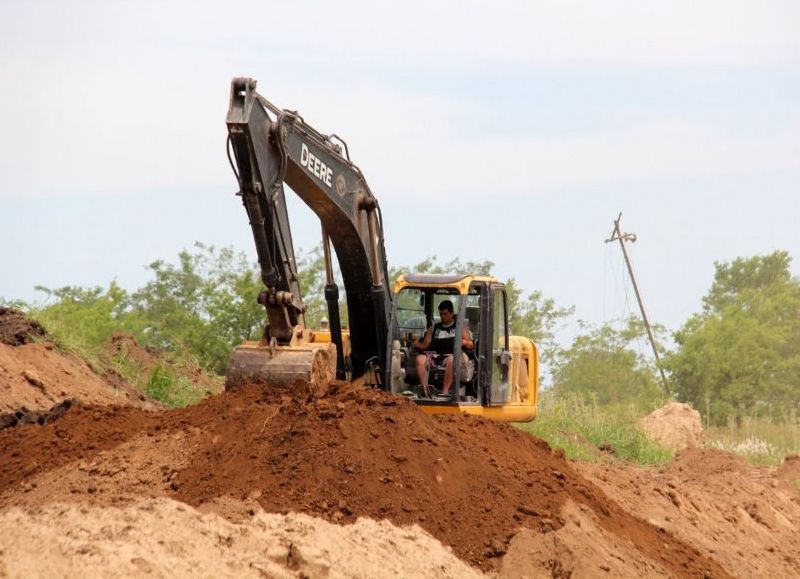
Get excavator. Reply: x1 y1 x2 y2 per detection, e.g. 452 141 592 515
225 77 538 422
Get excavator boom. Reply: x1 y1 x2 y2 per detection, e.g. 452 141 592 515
225 78 391 391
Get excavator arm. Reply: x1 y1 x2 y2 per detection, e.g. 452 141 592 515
226 78 391 386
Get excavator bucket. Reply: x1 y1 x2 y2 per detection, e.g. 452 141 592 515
225 341 337 398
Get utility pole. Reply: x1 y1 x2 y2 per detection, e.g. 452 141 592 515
605 213 669 394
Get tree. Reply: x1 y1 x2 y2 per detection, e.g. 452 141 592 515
131 243 264 373
664 251 800 424
550 317 664 407
33 282 139 351
505 278 574 367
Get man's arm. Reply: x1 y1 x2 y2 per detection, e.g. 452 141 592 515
461 327 474 350
414 323 434 351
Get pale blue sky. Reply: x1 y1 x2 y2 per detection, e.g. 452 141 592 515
1 0 798 346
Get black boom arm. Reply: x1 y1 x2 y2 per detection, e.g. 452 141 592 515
226 77 391 379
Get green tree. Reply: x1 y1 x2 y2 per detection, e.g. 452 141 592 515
131 243 264 373
664 251 800 424
505 278 574 366
33 282 139 352
551 317 664 407
296 245 328 329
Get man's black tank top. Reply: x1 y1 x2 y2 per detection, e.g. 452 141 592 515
430 319 457 355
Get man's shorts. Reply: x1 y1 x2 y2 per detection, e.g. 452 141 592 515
433 352 472 382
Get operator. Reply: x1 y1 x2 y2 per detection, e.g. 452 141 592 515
413 299 473 397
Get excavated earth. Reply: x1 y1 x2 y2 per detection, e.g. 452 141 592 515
1 383 730 577
1 311 799 577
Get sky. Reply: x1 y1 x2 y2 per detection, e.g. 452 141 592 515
1 0 799 346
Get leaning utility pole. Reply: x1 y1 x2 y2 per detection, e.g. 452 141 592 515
605 212 669 393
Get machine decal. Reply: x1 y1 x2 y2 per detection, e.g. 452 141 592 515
300 143 333 188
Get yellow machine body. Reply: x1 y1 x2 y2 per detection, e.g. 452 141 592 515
391 273 539 422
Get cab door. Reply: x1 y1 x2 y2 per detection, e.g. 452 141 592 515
486 285 510 406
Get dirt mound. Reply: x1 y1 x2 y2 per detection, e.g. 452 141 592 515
500 499 672 577
0 383 728 576
577 448 800 578
0 398 75 430
0 498 481 578
639 401 704 450
0 307 46 346
0 310 159 413
0 341 154 413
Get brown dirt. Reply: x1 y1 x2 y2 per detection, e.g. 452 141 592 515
639 402 704 450
0 310 158 413
576 449 800 578
0 307 46 346
0 342 155 413
0 499 482 578
0 382 729 577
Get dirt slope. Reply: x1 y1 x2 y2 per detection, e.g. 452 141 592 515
576 450 800 578
0 383 728 576
0 307 46 347
0 310 155 414
0 498 481 579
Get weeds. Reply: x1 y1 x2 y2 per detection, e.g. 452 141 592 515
705 412 800 466
516 392 673 465
519 392 799 468
29 311 212 409
144 363 207 408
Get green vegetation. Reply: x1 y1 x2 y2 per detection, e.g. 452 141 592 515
109 342 214 408
664 251 800 425
550 318 665 408
142 363 208 408
7 243 800 458
704 412 800 466
517 392 673 465
31 243 263 376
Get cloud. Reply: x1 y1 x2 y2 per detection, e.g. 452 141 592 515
1 0 798 199
3 0 800 68
1 68 798 205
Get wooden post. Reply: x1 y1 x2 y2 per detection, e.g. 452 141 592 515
605 213 670 394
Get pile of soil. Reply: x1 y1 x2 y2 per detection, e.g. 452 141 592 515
0 307 46 346
0 310 157 413
0 499 481 578
0 383 728 576
0 399 75 430
577 449 800 577
0 339 153 413
639 402 704 450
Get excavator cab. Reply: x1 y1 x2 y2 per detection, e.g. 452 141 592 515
388 273 539 422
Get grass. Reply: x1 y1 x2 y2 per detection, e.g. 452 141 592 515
518 392 800 468
110 348 210 409
516 392 673 466
142 363 208 408
30 312 211 409
704 413 800 466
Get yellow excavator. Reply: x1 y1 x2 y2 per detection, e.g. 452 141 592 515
225 78 538 422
